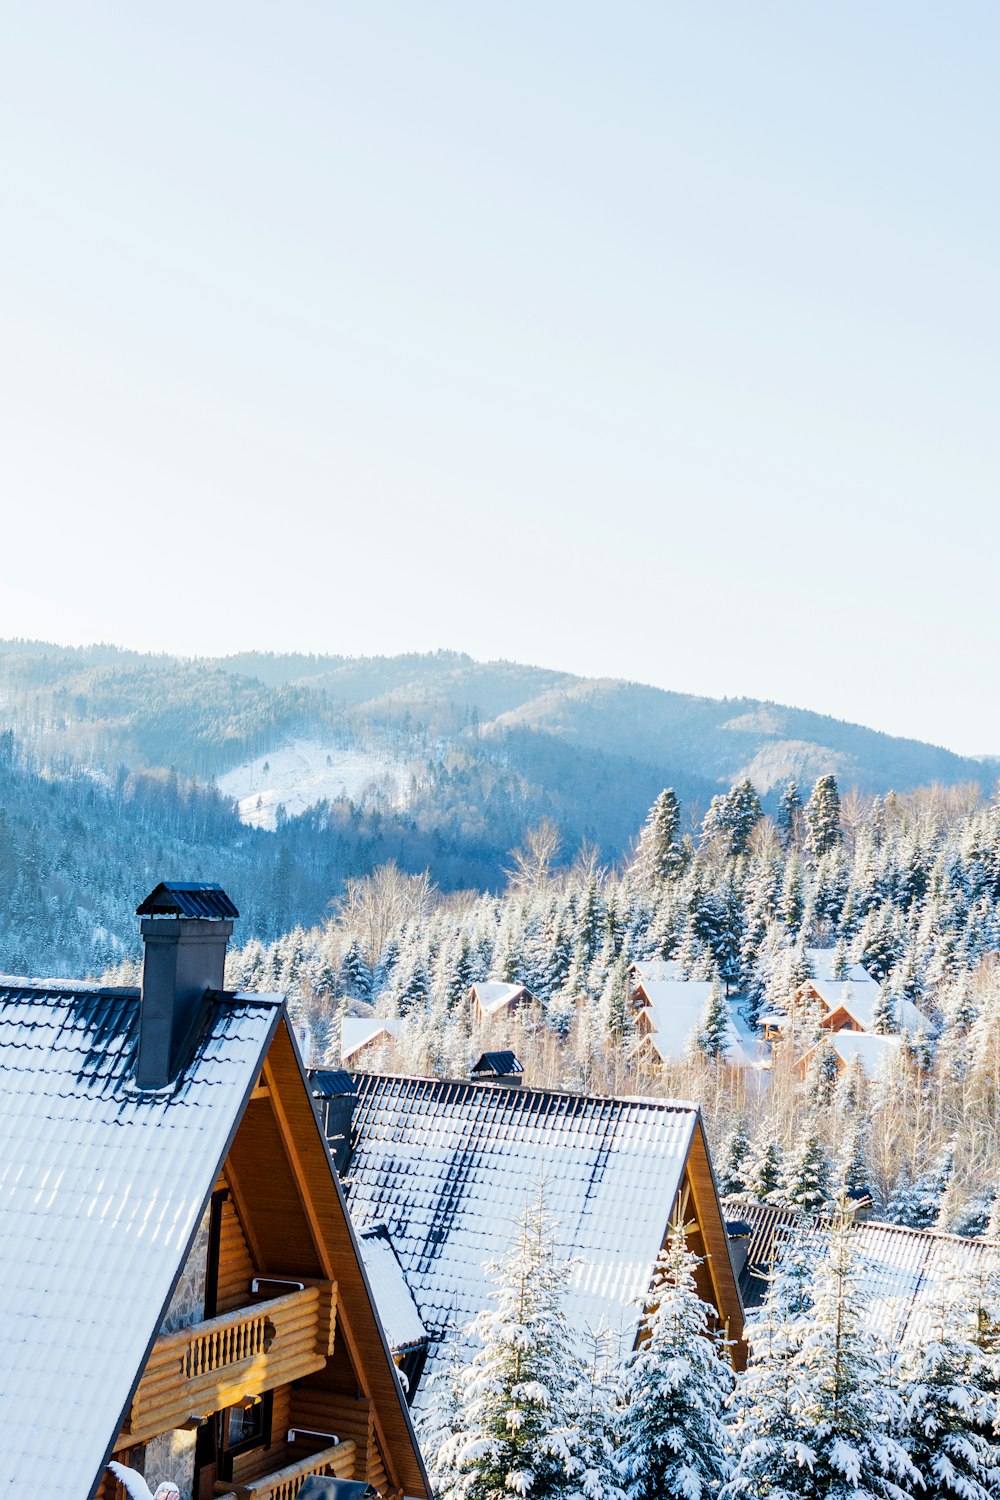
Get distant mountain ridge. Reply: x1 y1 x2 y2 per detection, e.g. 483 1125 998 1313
0 639 992 972
0 640 989 802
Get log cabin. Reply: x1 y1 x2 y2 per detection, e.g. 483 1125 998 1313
316 1069 747 1402
0 882 428 1500
468 980 535 1026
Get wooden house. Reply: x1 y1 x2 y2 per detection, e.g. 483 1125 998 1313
468 981 535 1026
0 882 428 1500
761 947 925 1043
795 1030 902 1082
630 978 768 1070
341 1017 404 1067
316 1069 747 1402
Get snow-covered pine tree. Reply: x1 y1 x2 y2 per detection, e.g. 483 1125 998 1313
692 977 730 1062
716 1121 754 1198
616 1227 733 1500
564 1328 627 1500
427 1191 580 1500
748 1135 786 1205
805 1036 840 1108
725 1208 919 1500
632 789 683 886
805 774 843 861
899 1256 1000 1499
782 1124 832 1213
886 1147 954 1229
777 779 801 851
721 1224 817 1500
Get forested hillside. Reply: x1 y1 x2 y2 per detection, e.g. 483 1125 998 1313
0 638 995 975
203 775 1000 1235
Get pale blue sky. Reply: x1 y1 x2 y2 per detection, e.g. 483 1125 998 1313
1 4 997 754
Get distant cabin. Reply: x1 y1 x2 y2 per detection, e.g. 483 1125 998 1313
469 980 535 1025
341 1015 404 1066
761 947 925 1042
795 1030 903 1081
631 978 767 1069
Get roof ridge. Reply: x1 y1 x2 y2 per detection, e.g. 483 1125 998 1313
351 1069 700 1111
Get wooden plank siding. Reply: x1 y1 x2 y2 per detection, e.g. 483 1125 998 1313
259 1019 427 1499
102 1016 427 1500
681 1121 746 1367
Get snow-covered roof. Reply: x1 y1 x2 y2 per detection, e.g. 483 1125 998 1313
0 977 282 1492
628 958 685 984
804 947 875 987
729 1197 1000 1341
633 980 765 1067
801 1031 902 1078
470 981 531 1016
796 973 925 1037
359 1227 428 1354
341 1015 404 1063
345 1073 700 1412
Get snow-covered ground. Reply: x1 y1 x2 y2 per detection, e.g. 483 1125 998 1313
217 740 405 830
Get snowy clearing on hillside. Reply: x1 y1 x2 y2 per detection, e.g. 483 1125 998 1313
217 740 405 829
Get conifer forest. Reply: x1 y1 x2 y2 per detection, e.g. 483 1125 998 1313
3 642 1000 1496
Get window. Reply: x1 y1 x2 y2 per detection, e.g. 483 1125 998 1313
215 1391 274 1480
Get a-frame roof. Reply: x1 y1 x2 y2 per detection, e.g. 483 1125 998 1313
344 1072 734 1410
0 977 428 1499
0 977 281 1493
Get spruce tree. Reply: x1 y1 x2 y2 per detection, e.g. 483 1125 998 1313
805 774 843 861
693 978 730 1062
717 1121 754 1198
749 1136 786 1204
900 1258 1000 1499
777 779 801 850
782 1124 832 1213
725 1210 920 1500
616 1228 733 1500
428 1192 579 1500
632 789 683 885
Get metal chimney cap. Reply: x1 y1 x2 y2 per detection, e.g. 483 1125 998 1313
136 882 240 920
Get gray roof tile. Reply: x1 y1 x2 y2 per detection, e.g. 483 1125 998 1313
0 978 280 1493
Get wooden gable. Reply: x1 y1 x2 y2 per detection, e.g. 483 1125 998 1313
106 1016 428 1500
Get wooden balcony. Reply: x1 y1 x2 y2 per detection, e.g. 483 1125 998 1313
126 1284 338 1446
214 1439 357 1500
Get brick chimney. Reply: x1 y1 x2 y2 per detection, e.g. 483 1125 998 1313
134 882 239 1089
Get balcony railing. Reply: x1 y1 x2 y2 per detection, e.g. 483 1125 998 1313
214 1439 357 1500
126 1283 338 1447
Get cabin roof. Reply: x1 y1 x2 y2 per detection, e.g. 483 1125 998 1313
341 1016 403 1063
469 980 531 1015
727 1196 1000 1340
804 947 875 987
0 977 281 1491
799 1030 902 1077
632 980 766 1067
359 1226 428 1355
628 958 685 982
345 1072 701 1411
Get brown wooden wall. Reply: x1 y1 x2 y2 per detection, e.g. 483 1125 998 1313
217 1188 257 1314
